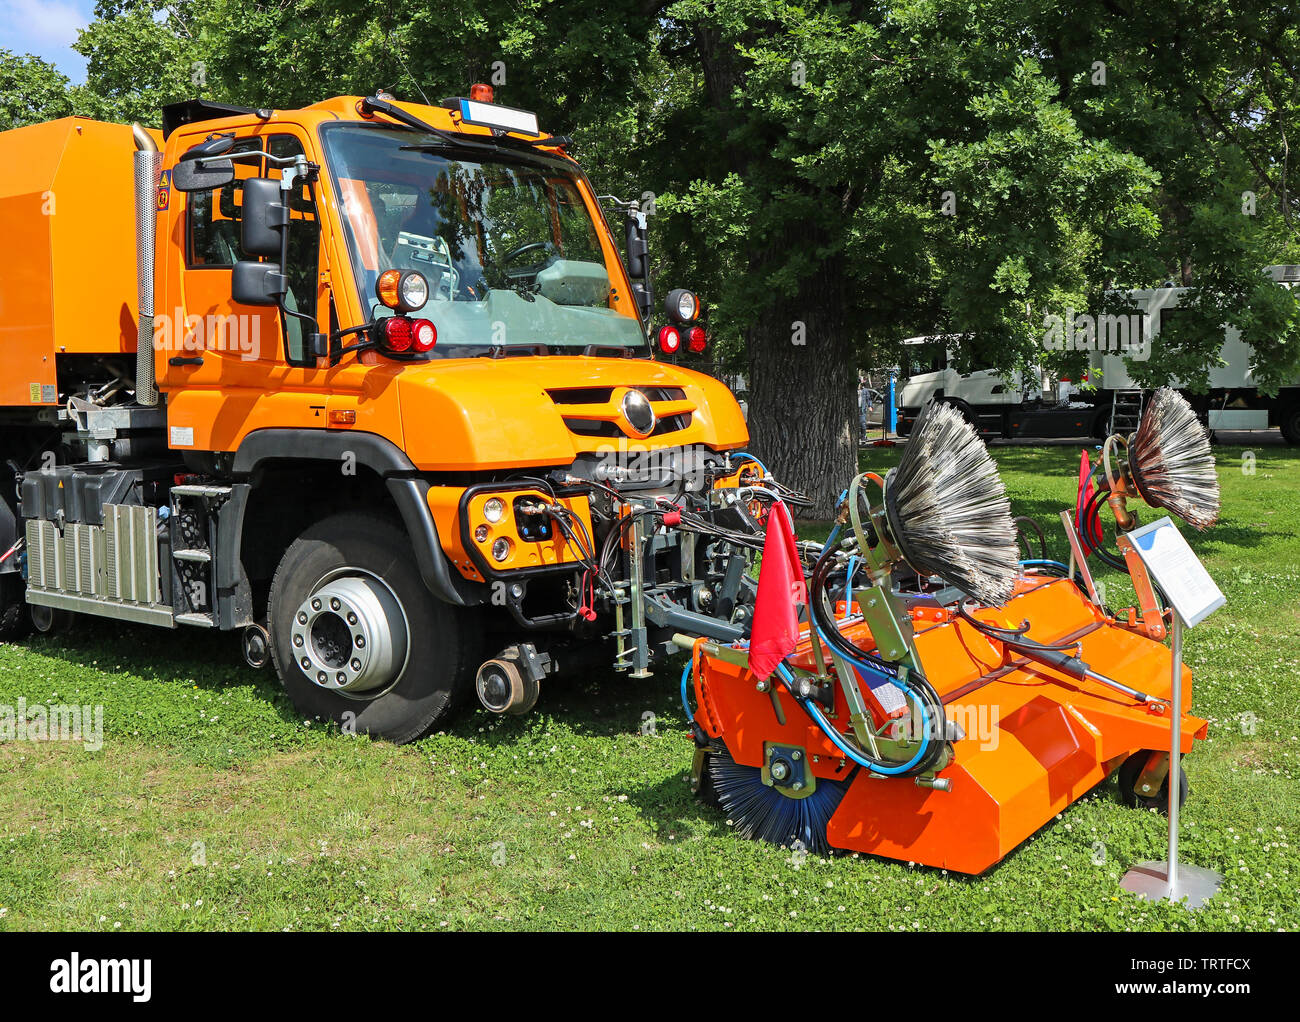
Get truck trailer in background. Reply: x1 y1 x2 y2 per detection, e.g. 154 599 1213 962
896 267 1300 443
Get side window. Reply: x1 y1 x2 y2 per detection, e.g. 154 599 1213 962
185 139 268 268
185 133 319 364
269 135 319 365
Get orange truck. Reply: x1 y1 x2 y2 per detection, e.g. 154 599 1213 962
0 88 767 741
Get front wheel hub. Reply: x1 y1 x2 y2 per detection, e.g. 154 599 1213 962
291 576 408 693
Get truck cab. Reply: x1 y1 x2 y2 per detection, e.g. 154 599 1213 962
896 335 1105 440
0 91 769 740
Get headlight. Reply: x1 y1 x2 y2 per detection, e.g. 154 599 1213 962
399 272 429 311
664 288 700 324
484 498 505 523
492 538 512 562
376 269 429 313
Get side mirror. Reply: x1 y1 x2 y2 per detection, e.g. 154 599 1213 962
241 177 288 258
173 158 234 193
173 134 237 192
622 210 653 319
232 261 286 307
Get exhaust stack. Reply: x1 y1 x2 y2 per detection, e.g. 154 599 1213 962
132 123 161 407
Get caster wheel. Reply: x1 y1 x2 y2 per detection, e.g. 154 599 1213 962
30 603 70 634
476 657 540 715
1118 752 1189 813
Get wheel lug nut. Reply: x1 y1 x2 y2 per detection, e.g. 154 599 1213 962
311 598 322 611
297 612 308 625
300 657 310 670
355 635 365 648
347 613 357 625
317 671 327 684
293 635 304 647
351 659 362 671
330 598 341 611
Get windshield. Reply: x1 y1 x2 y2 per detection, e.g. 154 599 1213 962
320 124 646 356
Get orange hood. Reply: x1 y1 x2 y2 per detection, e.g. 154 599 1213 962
395 356 749 471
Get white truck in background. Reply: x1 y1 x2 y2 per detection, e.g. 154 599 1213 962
896 336 1106 440
897 266 1300 443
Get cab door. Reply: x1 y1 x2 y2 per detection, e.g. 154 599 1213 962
158 126 326 450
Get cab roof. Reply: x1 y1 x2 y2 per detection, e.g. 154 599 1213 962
160 94 556 150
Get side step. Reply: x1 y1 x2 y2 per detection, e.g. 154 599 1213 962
169 483 232 630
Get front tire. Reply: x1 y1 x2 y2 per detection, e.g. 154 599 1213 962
0 575 31 640
268 512 479 743
1280 404 1300 445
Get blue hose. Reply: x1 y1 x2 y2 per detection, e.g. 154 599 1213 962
731 451 770 478
821 488 850 550
1019 559 1072 574
680 659 694 723
776 661 932 776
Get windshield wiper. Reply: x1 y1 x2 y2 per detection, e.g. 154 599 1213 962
362 93 570 156
489 344 548 358
361 94 498 155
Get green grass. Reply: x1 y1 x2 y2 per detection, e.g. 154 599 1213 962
1 442 1297 931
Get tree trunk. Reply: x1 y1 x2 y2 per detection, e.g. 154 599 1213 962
744 271 858 519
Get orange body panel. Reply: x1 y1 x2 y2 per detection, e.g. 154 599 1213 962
3 98 749 585
696 576 1207 874
145 99 747 469
0 118 162 407
427 485 595 581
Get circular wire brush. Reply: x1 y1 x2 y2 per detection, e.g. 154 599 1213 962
883 400 1020 606
1128 388 1221 530
707 743 852 855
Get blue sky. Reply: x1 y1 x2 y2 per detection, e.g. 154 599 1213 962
0 0 95 82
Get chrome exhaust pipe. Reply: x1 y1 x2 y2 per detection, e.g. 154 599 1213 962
132 123 161 407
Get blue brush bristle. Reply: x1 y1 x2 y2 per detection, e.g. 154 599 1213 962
707 744 852 854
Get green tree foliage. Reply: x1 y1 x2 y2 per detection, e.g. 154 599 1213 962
20 0 1300 508
0 50 72 130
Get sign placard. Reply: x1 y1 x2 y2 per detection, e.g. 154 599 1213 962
1125 516 1225 628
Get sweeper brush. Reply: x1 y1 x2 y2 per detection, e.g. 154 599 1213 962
1127 388 1220 530
681 396 1219 874
706 741 852 854
884 399 1020 606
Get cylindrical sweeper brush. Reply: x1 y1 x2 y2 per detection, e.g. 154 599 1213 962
879 399 1021 606
705 399 1021 853
1127 387 1221 530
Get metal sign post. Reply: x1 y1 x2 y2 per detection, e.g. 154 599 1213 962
1119 517 1224 909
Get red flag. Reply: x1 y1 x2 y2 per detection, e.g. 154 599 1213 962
748 501 807 680
1076 450 1102 552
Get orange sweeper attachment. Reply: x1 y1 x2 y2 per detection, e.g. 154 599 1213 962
679 392 1221 874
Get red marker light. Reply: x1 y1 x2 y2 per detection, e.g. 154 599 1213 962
410 318 437 352
469 83 494 103
658 325 681 354
686 325 707 353
381 317 413 353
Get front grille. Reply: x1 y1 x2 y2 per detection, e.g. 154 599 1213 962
548 387 614 404
562 413 693 438
549 385 694 440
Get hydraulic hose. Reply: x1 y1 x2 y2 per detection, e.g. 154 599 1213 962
776 662 934 776
680 659 694 724
806 543 948 775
